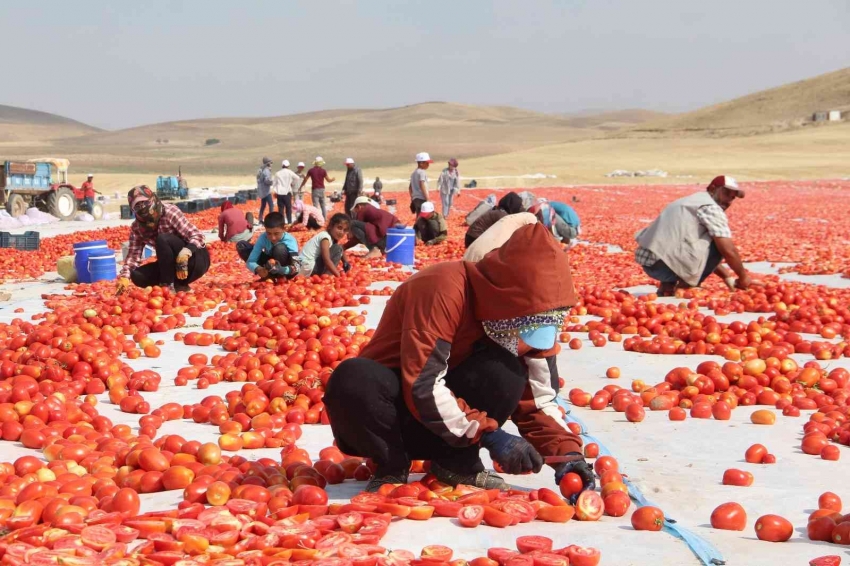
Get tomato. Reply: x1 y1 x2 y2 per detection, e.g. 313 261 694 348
487 548 519 566
807 517 837 542
819 492 842 513
432 501 463 518
536 505 575 523
111 488 141 517
337 511 364 534
710 502 747 531
421 545 453 562
470 559 499 566
722 469 754 487
833 522 850 545
407 506 435 521
575 491 603 521
750 409 776 425
80 525 117 550
315 532 353 550
593 456 618 476
567 546 601 566
500 500 535 524
603 491 631 517
458 505 485 528
821 445 841 461
515 536 552 554
755 514 793 542
631 506 664 531
292 485 329 506
744 444 768 464
537 488 568 507
483 506 514 528
809 557 841 566
558 473 583 499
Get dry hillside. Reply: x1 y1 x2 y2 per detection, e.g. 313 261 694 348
0 104 100 143
634 67 850 135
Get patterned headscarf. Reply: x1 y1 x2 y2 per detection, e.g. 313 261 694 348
482 309 567 356
127 185 163 235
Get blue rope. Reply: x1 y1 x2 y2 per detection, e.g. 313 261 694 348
556 398 726 566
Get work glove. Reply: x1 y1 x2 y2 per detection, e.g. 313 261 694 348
425 240 437 246
553 452 597 503
480 429 544 475
176 248 193 280
116 277 131 296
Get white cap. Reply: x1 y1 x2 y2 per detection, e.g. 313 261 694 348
345 157 355 165
297 162 305 168
87 173 94 177
420 201 435 214
353 196 373 207
281 159 290 167
415 152 433 163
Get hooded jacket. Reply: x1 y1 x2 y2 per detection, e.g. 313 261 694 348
357 223 581 456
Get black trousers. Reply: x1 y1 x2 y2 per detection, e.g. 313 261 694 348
410 198 426 215
311 243 344 276
259 194 274 221
131 233 210 288
325 339 527 474
236 240 294 277
344 192 358 217
415 217 439 242
276 194 293 224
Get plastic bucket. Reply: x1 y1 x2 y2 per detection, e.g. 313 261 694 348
385 227 415 266
74 240 109 284
88 253 117 283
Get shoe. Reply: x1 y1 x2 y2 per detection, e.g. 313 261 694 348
429 460 508 490
174 284 191 293
657 282 675 297
365 469 409 493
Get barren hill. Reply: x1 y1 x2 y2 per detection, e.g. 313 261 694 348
33 102 597 174
635 67 850 135
0 104 100 143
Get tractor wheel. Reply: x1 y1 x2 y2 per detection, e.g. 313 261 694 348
46 187 77 221
90 201 104 220
5 194 28 218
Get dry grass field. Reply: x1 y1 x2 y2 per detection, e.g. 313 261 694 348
1 67 847 193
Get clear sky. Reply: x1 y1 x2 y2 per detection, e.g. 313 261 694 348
2 0 848 130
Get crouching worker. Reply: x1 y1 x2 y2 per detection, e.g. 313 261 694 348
293 199 325 230
117 185 210 294
299 213 352 277
325 223 595 496
414 201 448 246
218 202 252 245
240 212 300 280
345 196 403 260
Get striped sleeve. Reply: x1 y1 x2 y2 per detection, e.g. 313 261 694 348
512 355 582 457
403 330 499 447
164 206 206 250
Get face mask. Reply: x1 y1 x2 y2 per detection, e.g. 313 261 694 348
482 309 567 356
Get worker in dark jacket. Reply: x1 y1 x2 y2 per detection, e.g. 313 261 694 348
325 224 593 494
342 157 364 216
465 192 524 248
345 196 403 259
414 201 448 245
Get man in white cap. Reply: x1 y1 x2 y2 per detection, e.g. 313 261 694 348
81 173 99 215
341 157 364 217
635 175 754 296
299 157 335 220
272 160 300 224
414 201 448 246
409 152 432 215
295 162 307 202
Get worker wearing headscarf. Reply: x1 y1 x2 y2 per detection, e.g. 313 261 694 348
326 224 594 496
117 186 210 294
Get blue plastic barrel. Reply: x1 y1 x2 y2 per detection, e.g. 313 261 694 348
74 240 109 283
88 253 117 283
385 227 415 266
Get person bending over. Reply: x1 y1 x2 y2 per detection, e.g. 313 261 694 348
465 192 524 248
345 196 403 260
414 201 448 246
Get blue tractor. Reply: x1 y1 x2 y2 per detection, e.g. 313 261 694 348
0 158 100 221
156 170 189 200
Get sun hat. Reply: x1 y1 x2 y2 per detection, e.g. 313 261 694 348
314 156 325 166
345 158 355 165
415 152 433 163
